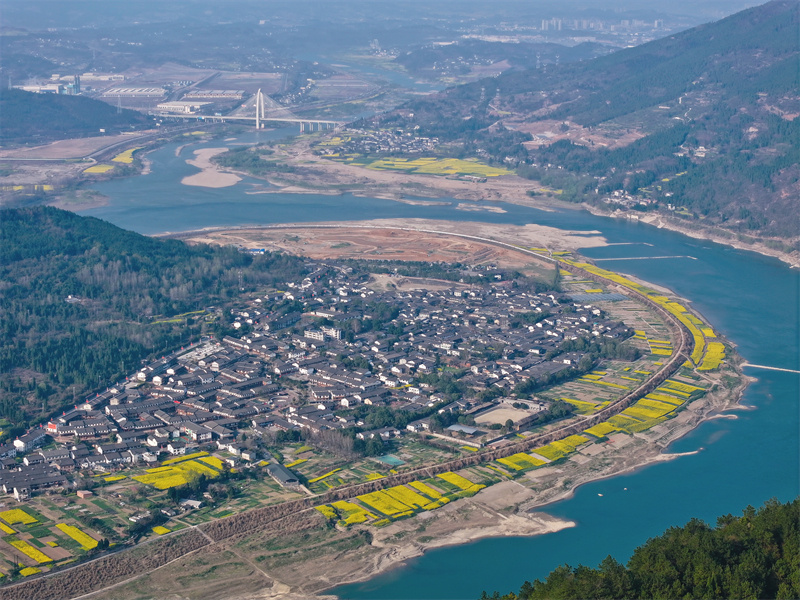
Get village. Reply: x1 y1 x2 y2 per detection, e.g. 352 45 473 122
314 127 439 156
0 254 711 580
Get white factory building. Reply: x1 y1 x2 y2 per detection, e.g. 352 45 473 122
155 101 213 114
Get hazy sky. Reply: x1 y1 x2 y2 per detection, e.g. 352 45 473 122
1 0 767 30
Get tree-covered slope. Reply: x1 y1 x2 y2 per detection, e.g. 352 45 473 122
0 207 305 434
482 498 799 600
0 88 151 143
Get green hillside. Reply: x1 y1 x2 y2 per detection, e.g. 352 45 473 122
0 88 151 143
0 207 305 435
371 1 800 241
482 498 799 600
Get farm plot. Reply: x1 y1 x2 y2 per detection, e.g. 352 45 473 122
357 490 414 518
83 164 114 174
436 472 486 495
533 435 590 461
133 458 221 489
0 509 37 525
8 539 52 563
584 422 621 438
497 453 546 471
111 147 144 163
56 523 98 551
332 501 376 526
364 157 511 177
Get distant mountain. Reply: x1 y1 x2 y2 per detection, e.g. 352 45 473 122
0 88 151 144
376 1 800 241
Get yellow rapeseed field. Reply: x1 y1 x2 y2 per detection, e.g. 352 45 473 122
497 453 545 470
10 539 52 563
408 480 442 499
56 523 98 550
162 451 209 465
533 444 566 461
83 164 114 174
0 509 36 525
664 379 704 393
133 458 220 489
699 342 725 370
197 456 225 470
584 422 620 437
315 505 338 519
357 491 410 516
366 157 510 177
308 468 341 483
384 485 430 509
332 500 376 525
436 472 484 492
111 147 144 163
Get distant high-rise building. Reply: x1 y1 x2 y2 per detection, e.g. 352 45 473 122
73 75 80 94
542 18 561 31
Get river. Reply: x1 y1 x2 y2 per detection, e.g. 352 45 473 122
84 132 799 600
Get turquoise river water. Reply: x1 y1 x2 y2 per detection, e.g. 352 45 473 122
85 130 799 599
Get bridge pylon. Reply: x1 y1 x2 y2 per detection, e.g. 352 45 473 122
255 89 263 130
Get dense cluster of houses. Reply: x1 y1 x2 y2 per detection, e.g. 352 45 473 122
2 261 629 500
315 127 438 156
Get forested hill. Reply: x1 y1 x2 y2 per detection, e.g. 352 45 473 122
0 88 151 143
482 498 799 600
374 0 800 241
0 207 306 436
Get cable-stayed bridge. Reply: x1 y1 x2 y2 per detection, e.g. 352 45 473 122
151 89 344 131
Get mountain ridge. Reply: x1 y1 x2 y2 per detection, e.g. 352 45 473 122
373 0 800 242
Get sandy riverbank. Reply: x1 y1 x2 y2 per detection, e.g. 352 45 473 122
167 217 608 255
181 148 242 188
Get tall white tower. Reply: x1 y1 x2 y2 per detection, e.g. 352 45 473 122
255 89 262 130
